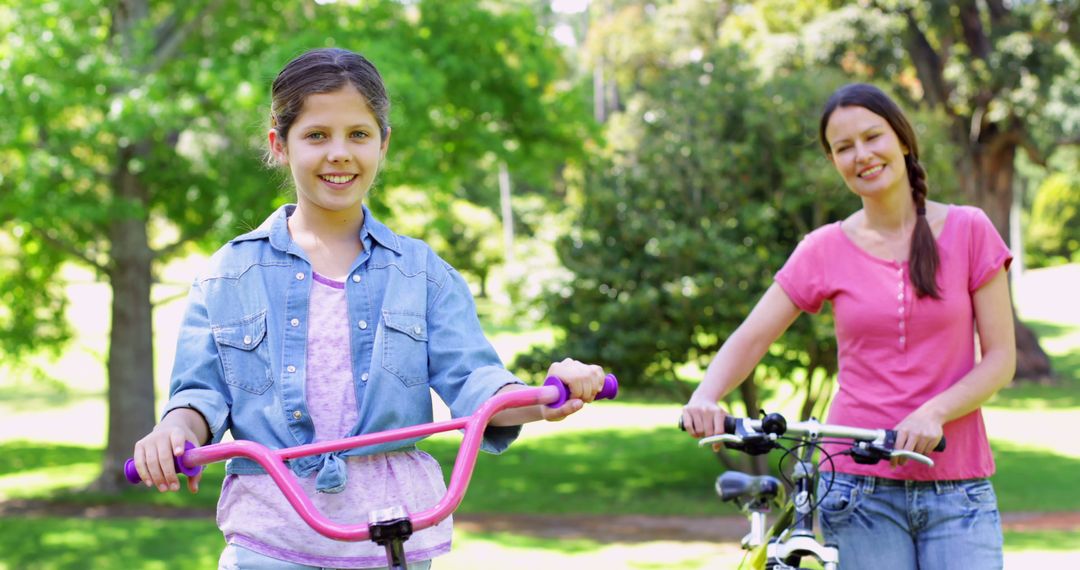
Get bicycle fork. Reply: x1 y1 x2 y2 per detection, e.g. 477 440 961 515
766 449 839 569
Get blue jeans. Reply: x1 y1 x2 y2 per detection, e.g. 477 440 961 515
817 472 1003 570
219 543 433 570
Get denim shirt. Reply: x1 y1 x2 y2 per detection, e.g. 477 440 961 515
164 204 523 492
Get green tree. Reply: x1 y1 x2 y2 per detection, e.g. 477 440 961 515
0 0 588 492
526 0 957 418
1025 149 1080 268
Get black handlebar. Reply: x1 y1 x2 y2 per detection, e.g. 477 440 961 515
681 412 946 453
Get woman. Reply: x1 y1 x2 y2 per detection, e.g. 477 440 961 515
682 83 1014 569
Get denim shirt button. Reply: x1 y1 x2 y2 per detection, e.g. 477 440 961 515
413 325 422 335
361 372 369 382
290 318 300 327
358 320 368 330
352 275 361 283
287 365 296 373
292 410 302 420
243 335 252 345
295 272 305 281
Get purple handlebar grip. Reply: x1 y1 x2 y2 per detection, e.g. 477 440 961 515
543 374 618 408
123 441 203 484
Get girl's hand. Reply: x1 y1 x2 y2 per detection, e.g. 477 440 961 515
131 409 205 493
891 410 945 468
540 358 606 422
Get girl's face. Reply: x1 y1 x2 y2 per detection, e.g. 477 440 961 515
268 84 390 217
824 105 910 200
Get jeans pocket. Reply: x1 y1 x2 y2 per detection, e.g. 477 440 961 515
381 311 429 387
212 311 274 395
817 473 862 523
960 479 999 508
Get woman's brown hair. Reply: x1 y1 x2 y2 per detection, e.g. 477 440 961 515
818 83 940 299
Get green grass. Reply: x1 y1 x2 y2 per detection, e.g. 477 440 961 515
0 517 222 570
7 419 1080 516
419 428 736 516
2 517 1074 570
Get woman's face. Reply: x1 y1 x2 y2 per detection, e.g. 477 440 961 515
268 84 390 216
824 105 910 200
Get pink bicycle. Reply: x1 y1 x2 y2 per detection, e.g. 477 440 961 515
125 374 618 569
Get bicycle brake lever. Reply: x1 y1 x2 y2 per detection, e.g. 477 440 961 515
699 434 744 447
889 449 935 467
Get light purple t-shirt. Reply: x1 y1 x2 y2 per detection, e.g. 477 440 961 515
774 205 1012 481
217 273 451 567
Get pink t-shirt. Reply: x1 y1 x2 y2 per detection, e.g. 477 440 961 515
774 205 1011 481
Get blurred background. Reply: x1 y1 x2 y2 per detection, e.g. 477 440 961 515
1 0 1078 567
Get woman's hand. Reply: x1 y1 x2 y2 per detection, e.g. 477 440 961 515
681 395 729 440
131 408 207 493
891 409 945 468
540 358 606 422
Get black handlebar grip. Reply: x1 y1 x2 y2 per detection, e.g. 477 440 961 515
934 436 947 452
678 415 737 434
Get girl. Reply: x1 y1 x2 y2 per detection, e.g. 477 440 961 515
682 83 1014 569
132 48 606 569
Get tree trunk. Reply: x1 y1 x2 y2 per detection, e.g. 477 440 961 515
960 136 1054 382
90 145 157 492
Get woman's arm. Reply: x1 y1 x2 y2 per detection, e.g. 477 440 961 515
682 283 802 438
893 267 1016 458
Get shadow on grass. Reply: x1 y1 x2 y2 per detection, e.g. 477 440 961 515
420 427 736 517
0 517 222 569
992 439 1080 512
0 442 101 477
0 440 225 509
11 429 1080 516
988 319 1080 409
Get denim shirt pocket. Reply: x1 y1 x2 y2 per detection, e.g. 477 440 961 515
381 311 429 387
212 310 274 395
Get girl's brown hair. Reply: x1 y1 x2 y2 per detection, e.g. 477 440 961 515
269 48 390 159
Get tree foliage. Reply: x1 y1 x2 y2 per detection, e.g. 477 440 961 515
1026 149 1080 268
523 0 958 410
0 0 590 491
518 41 847 406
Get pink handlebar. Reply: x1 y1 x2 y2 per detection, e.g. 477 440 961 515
123 374 617 541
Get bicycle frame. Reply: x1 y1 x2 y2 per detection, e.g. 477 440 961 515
125 375 617 567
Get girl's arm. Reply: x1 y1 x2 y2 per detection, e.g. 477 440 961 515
681 283 802 438
489 358 607 426
892 267 1016 459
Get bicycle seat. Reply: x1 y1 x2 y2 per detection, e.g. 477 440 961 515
716 471 782 502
